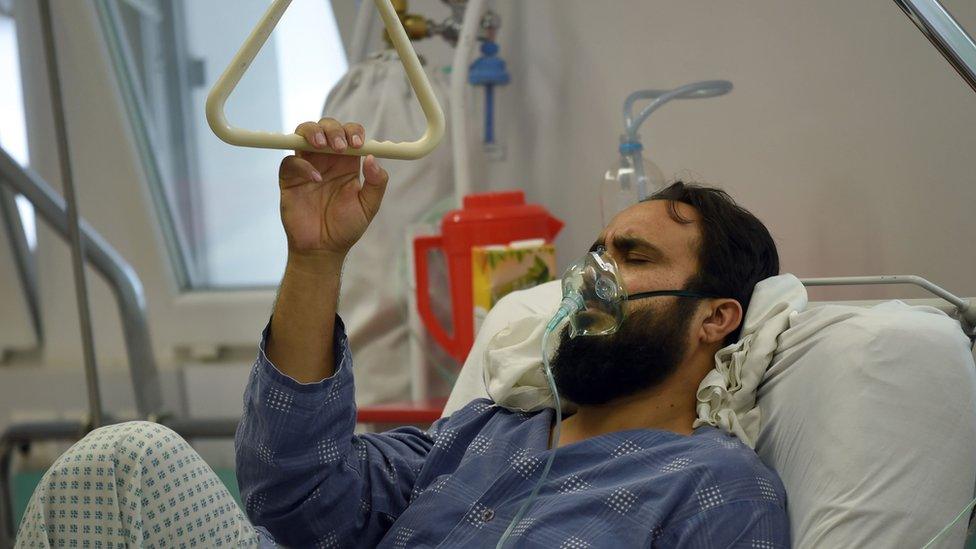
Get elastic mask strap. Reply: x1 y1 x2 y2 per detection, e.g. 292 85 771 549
626 290 721 301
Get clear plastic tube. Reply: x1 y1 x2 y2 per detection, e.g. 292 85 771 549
496 297 579 548
616 80 732 200
920 494 976 548
622 80 733 141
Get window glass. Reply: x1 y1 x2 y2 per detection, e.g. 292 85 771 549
96 0 348 288
0 10 36 249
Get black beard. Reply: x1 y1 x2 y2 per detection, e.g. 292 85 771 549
551 298 698 406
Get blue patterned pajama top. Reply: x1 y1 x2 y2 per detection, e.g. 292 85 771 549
236 318 790 548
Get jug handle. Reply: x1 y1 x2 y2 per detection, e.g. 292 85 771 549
413 235 457 354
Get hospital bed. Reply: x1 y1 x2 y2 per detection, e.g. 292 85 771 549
443 278 976 548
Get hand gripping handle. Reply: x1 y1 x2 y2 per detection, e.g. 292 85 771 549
205 0 445 160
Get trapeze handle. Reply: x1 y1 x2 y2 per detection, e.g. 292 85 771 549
205 0 445 160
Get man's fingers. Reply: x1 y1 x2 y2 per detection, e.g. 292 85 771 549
318 118 347 152
343 123 366 149
295 119 367 154
280 155 323 184
360 155 388 218
295 122 327 150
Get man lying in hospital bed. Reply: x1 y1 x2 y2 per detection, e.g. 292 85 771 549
16 119 976 548
240 118 790 547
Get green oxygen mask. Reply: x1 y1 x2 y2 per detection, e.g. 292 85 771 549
560 246 718 337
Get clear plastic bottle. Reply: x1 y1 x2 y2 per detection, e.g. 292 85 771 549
601 138 665 226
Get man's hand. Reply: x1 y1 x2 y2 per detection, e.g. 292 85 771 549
279 118 389 259
268 119 388 383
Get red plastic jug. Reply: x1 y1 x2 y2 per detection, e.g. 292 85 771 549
414 191 563 363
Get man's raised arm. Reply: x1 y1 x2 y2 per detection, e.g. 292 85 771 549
267 118 387 382
236 120 440 548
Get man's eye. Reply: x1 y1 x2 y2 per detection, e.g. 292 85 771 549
626 256 651 264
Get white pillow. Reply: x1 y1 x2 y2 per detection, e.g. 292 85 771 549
756 301 976 548
442 281 561 415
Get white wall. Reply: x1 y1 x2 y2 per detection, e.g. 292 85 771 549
481 0 976 303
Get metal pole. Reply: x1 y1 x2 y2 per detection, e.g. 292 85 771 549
0 188 41 343
37 0 104 428
0 148 164 418
893 0 976 95
801 274 976 331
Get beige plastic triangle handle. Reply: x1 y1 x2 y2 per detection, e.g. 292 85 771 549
205 0 445 160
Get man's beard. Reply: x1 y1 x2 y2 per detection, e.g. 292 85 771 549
551 298 698 406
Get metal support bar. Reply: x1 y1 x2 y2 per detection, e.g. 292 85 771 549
801 275 976 333
894 0 976 94
0 147 163 418
0 187 41 345
38 0 104 428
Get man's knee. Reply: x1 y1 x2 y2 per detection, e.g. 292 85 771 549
70 421 189 469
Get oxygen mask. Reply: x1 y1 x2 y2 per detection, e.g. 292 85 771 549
559 246 720 338
561 247 626 336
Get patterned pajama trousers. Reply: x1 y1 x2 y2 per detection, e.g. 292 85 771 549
15 421 265 548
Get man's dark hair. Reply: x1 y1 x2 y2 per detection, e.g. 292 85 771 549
645 182 779 344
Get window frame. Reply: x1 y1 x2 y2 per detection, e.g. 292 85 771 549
94 0 199 288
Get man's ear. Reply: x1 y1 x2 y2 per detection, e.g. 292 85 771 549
699 299 743 345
